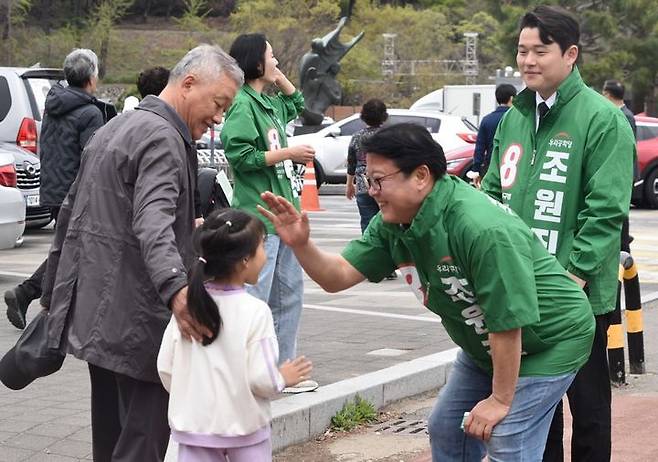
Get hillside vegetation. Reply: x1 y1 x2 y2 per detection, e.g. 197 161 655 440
1 0 657 113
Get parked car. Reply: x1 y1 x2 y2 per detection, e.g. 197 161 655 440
0 67 64 154
0 151 25 249
286 116 335 137
0 67 116 154
635 116 658 208
444 144 476 180
0 142 51 228
287 109 478 186
444 115 658 209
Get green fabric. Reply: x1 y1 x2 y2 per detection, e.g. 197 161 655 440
221 86 305 234
481 67 635 315
342 176 594 376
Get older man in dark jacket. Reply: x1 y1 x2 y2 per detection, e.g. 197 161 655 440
5 48 105 330
40 44 243 462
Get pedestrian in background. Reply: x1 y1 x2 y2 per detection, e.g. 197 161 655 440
602 79 637 138
469 84 516 188
258 123 594 461
158 209 312 462
40 44 243 461
482 6 635 461
221 33 318 393
123 66 171 112
345 99 396 279
603 78 638 253
346 98 388 231
4 48 104 331
138 66 171 99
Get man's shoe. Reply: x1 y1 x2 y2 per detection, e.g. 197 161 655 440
282 379 319 394
5 286 31 330
385 272 398 280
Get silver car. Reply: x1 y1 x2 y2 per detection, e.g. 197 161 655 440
0 151 25 249
0 142 51 228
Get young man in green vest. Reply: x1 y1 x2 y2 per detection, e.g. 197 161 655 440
259 123 595 461
482 6 635 461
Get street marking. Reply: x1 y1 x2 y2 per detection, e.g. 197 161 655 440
305 287 415 298
367 348 409 357
304 303 441 323
312 237 360 242
641 291 658 304
0 271 31 278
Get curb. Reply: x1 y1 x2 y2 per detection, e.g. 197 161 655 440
271 348 458 451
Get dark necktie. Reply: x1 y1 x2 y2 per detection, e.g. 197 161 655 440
538 102 550 125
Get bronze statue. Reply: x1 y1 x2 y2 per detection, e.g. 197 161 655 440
299 17 364 125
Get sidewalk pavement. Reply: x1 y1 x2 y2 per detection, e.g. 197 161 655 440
409 392 658 462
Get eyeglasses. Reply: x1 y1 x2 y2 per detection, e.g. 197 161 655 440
365 170 402 192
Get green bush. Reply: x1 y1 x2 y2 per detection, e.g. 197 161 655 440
330 394 377 432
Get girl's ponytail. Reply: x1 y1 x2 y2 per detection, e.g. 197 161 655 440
186 209 266 346
186 255 221 346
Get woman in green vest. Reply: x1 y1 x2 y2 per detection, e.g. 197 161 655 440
221 33 318 393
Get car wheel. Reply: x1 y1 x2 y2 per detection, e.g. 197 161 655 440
313 160 325 190
643 167 658 209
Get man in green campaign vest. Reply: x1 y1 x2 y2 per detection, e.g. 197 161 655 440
481 6 635 462
259 123 594 461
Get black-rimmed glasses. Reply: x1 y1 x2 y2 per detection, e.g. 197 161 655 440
364 170 402 192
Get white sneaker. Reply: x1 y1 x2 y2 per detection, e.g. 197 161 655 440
282 379 319 394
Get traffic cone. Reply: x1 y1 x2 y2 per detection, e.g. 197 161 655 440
301 161 323 211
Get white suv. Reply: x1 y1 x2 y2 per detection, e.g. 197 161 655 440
0 67 64 227
0 67 64 153
287 109 477 186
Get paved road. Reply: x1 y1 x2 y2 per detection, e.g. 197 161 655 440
0 189 657 461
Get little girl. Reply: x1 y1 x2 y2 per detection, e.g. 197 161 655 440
158 209 313 462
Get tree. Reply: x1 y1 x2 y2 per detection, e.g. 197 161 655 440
1 0 32 65
176 0 210 32
229 0 341 81
90 0 133 78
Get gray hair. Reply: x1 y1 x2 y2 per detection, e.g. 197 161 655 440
169 44 244 87
63 48 99 88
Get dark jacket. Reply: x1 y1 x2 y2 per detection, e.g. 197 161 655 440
472 105 509 175
621 105 637 139
41 96 197 383
39 84 104 207
621 104 640 182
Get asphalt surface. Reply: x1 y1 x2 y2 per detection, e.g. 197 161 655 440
0 186 657 461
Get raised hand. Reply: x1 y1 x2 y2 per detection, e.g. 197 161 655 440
257 192 311 248
279 356 313 387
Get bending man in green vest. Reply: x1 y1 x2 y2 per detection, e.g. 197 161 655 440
259 123 594 461
481 6 635 461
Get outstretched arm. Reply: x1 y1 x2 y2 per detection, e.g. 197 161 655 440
258 192 365 292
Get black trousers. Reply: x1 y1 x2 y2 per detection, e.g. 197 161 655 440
621 216 631 253
19 206 61 300
543 313 612 462
88 363 170 462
